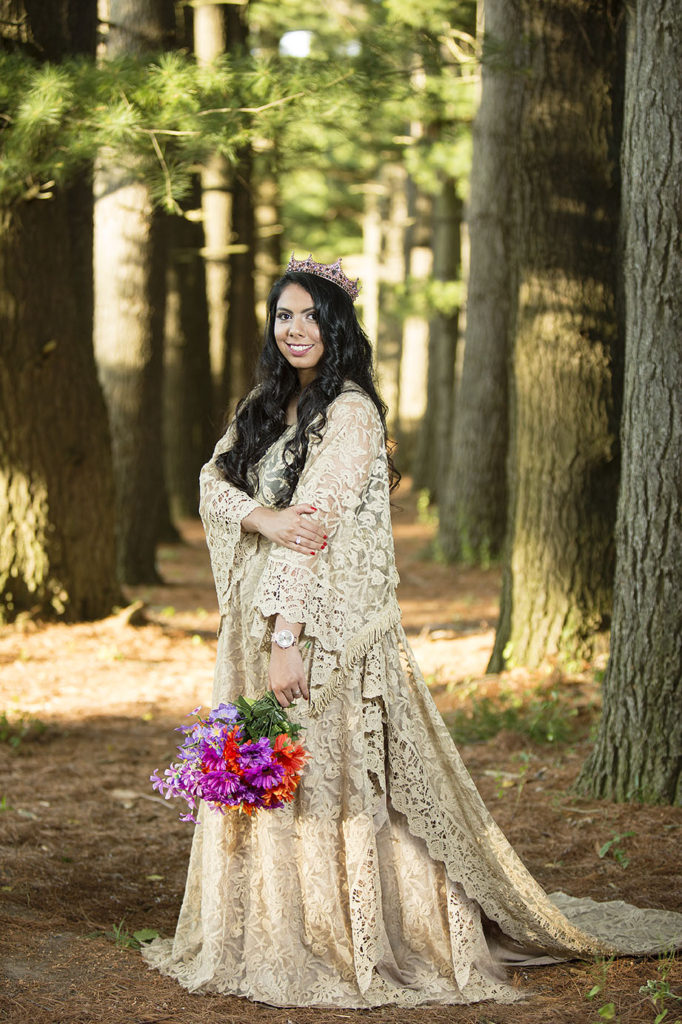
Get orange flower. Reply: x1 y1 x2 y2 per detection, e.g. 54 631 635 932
273 733 309 774
222 725 241 772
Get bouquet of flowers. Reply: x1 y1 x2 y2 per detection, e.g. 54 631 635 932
150 692 309 822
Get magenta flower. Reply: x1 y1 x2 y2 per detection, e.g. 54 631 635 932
243 761 285 790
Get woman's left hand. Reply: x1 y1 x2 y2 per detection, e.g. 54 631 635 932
269 645 309 708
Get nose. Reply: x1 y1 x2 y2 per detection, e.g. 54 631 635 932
288 316 304 336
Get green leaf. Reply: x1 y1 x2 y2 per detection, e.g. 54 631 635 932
133 928 159 944
598 1004 616 1020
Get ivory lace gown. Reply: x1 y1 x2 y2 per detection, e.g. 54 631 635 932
143 386 682 1007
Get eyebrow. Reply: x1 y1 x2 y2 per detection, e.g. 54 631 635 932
276 305 317 313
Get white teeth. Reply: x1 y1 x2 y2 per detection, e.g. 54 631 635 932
289 344 312 353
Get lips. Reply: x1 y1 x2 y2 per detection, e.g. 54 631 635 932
286 343 315 355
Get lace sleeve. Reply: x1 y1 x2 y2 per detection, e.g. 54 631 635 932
199 423 261 610
251 390 385 652
199 423 261 528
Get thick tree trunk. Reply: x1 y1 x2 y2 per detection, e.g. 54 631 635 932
94 0 174 584
438 0 522 563
224 146 259 407
413 179 461 502
398 182 432 463
0 0 119 622
164 193 213 520
375 164 408 438
253 141 282 314
578 0 682 805
489 0 624 671
195 1 253 419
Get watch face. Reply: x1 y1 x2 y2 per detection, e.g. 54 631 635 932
274 629 295 648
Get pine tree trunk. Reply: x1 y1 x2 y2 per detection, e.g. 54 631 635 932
164 192 213 520
398 182 432 464
0 0 119 623
413 179 461 502
578 0 682 805
375 164 408 439
438 0 523 563
224 146 259 407
489 0 625 671
195 1 253 419
94 0 174 584
253 141 282 312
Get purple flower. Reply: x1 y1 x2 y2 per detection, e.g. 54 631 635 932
242 761 285 790
237 737 273 770
200 770 245 805
207 703 240 726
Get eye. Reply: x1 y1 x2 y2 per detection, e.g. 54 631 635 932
276 311 290 321
307 311 319 321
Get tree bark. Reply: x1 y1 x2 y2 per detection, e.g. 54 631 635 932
397 181 432 464
489 0 625 671
253 140 282 314
375 164 408 439
578 0 682 805
0 0 119 623
94 0 174 584
164 192 213 520
224 145 259 408
194 1 254 420
438 0 523 563
412 178 461 502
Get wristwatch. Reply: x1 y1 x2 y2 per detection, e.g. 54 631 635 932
271 629 297 649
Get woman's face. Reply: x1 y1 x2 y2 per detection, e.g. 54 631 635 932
274 283 324 386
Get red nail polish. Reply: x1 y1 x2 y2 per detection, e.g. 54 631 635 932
311 506 317 511
323 534 327 539
310 551 315 556
322 543 327 549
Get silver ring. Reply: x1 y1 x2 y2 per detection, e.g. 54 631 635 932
293 690 301 697
295 535 301 545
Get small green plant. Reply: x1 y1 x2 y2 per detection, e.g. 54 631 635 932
103 920 159 949
598 831 635 869
0 710 46 748
416 489 438 529
639 952 682 1024
586 955 618 1022
447 687 582 746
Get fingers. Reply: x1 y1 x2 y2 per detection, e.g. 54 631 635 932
272 686 305 709
287 507 326 553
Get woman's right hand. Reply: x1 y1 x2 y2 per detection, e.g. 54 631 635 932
242 504 327 554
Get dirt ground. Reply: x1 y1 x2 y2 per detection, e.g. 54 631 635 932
1 487 680 1024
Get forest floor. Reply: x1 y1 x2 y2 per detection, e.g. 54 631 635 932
1 485 681 1024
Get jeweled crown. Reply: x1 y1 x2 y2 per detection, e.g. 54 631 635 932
286 252 360 302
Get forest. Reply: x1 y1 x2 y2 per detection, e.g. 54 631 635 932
0 1 681 1020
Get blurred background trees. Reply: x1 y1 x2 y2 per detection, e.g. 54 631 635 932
0 0 679 802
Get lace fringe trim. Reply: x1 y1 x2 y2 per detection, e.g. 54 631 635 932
309 604 402 716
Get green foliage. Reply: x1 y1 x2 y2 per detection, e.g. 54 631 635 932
586 956 619 1024
0 49 365 210
447 686 582 745
639 952 682 1024
97 920 159 950
0 710 46 748
1 0 481 277
598 831 636 869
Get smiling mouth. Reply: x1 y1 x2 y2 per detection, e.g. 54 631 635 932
286 343 315 355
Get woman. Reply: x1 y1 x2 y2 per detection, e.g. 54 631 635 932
143 255 682 1007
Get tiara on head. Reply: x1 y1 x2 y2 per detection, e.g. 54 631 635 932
286 252 361 303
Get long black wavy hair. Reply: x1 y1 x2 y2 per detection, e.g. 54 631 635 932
216 270 400 507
